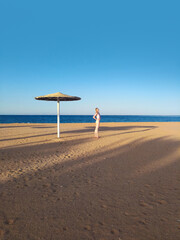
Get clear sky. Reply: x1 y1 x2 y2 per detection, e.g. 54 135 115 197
0 0 180 115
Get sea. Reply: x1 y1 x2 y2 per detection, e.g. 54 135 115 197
0 115 180 124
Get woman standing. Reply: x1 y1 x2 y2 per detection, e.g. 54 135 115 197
93 108 101 138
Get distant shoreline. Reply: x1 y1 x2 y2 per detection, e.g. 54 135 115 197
0 114 180 116
0 115 180 124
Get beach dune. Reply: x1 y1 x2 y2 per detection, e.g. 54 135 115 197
0 122 180 240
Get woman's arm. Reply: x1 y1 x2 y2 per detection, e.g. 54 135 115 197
93 113 97 120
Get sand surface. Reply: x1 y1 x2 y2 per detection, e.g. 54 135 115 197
0 122 180 240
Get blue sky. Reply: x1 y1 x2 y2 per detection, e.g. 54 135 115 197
0 0 180 115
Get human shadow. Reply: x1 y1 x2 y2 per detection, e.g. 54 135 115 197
62 125 157 134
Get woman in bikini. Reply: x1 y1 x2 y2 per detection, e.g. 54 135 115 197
93 108 101 138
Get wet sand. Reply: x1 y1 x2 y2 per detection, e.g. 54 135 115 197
0 122 180 240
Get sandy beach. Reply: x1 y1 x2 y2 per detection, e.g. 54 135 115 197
0 122 180 240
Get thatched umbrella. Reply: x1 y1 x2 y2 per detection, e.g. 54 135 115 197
35 92 81 138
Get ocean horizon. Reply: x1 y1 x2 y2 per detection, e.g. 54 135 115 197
0 115 180 124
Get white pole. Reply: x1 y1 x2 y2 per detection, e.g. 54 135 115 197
57 100 60 138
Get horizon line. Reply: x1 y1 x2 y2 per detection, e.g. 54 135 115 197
0 114 180 117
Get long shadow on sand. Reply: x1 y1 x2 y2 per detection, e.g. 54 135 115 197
0 125 55 129
63 125 157 134
0 125 157 142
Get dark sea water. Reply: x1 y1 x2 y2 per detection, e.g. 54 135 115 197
0 115 180 124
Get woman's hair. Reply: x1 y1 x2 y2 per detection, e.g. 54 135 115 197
95 108 99 112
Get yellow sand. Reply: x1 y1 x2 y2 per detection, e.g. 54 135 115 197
0 122 180 240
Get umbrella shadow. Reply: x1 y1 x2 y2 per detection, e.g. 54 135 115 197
31 126 55 129
0 133 56 142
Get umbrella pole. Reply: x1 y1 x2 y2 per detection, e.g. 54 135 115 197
57 100 60 138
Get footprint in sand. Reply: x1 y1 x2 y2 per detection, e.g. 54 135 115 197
157 199 167 205
42 183 51 188
6 219 14 225
98 221 104 226
138 219 146 225
63 226 68 231
139 201 153 209
110 228 120 235
64 154 73 159
84 225 91 231
101 204 108 209
160 218 167 222
149 192 155 196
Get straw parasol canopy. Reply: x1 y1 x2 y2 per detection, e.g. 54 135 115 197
35 92 81 138
35 92 81 101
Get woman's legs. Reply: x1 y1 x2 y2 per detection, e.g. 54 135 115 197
94 120 99 138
